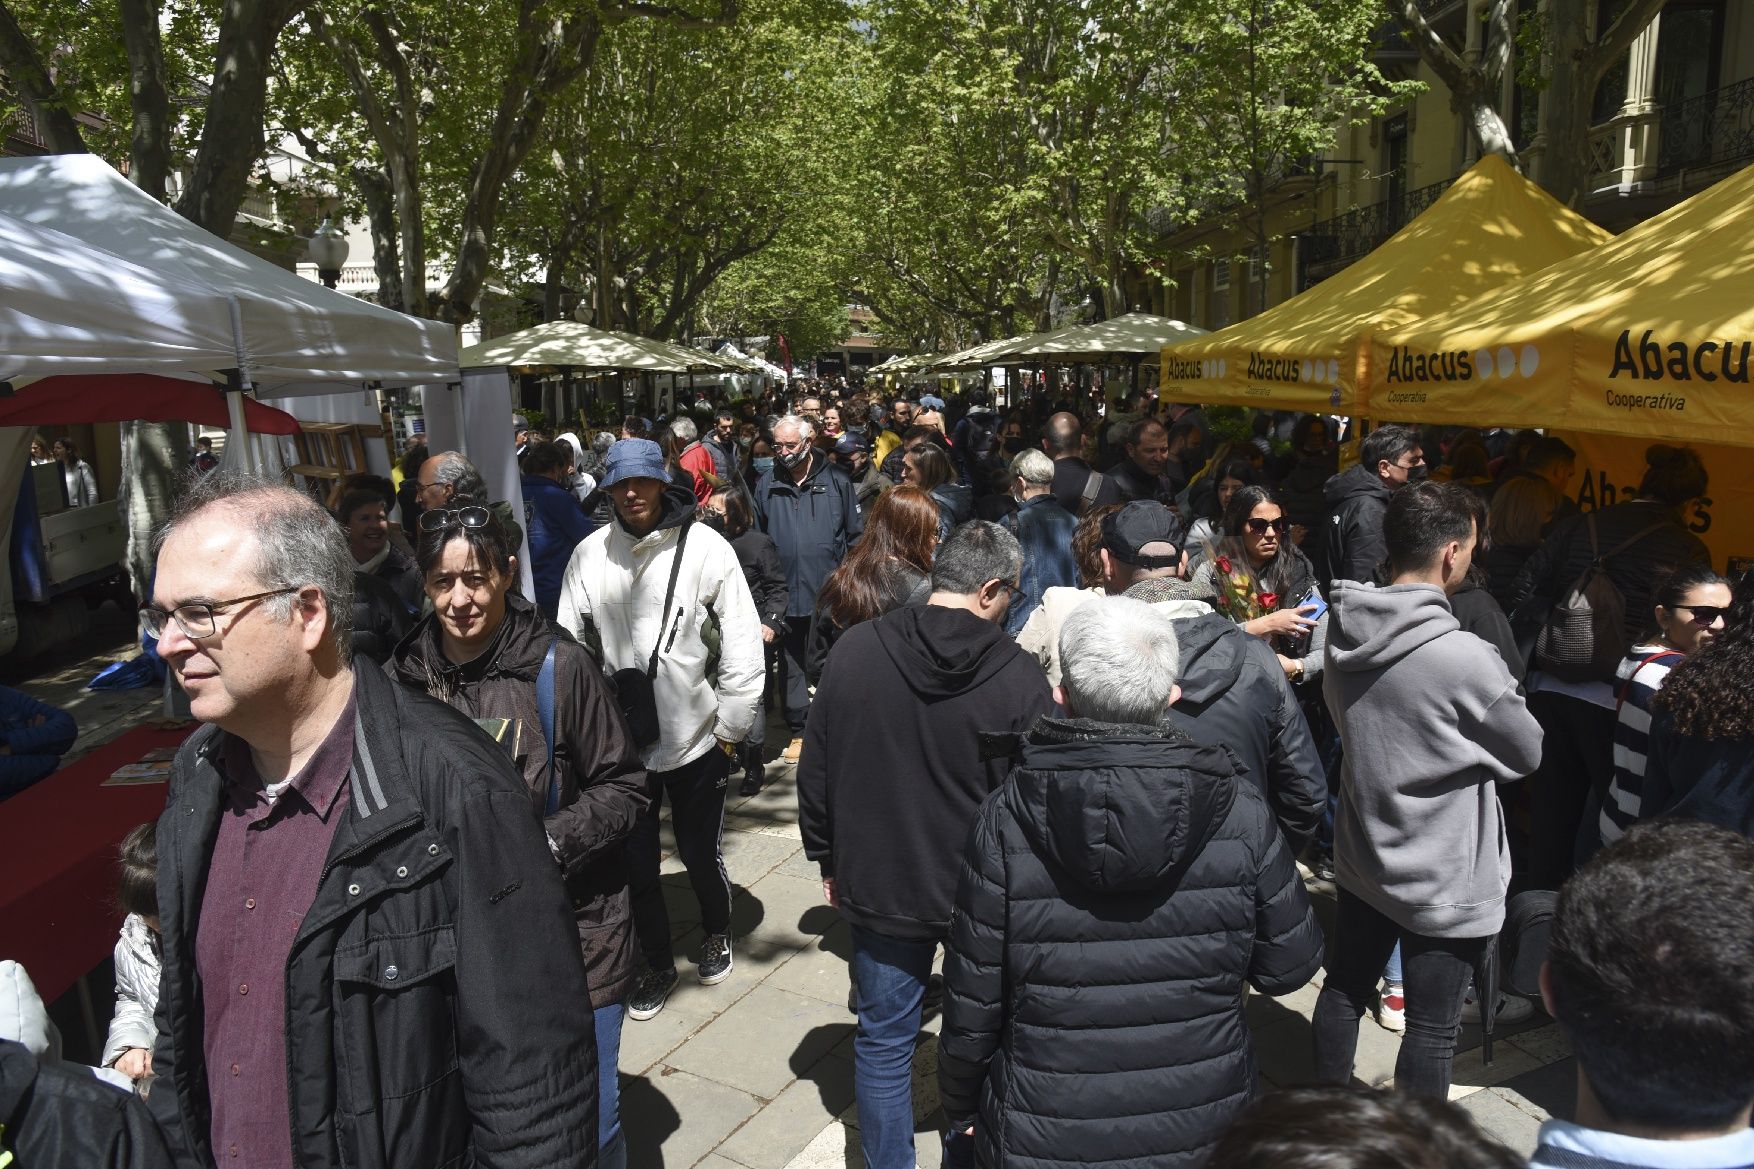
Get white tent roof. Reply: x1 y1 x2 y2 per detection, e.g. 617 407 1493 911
998 312 1206 362
0 154 458 394
462 320 729 373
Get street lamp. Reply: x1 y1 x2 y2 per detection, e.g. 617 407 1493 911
308 217 350 289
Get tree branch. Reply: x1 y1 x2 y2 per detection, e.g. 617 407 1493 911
0 0 88 153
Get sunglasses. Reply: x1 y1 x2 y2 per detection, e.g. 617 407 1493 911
417 505 493 533
1674 604 1729 627
1245 517 1292 535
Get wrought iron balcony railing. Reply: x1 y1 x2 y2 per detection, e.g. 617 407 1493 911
1299 177 1454 279
1657 76 1754 178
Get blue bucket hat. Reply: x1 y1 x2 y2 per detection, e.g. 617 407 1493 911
601 438 668 487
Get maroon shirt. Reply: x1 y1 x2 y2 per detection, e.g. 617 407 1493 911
196 690 355 1167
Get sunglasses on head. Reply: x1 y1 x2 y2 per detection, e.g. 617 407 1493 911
1675 604 1730 627
1245 517 1291 535
417 505 493 533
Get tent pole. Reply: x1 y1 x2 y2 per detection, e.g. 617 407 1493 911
224 296 257 474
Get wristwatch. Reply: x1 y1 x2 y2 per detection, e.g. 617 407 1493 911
1290 662 1306 685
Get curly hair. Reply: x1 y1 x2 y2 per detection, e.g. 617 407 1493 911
1074 503 1124 589
1651 582 1754 739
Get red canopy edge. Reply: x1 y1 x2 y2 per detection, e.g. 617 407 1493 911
0 373 302 436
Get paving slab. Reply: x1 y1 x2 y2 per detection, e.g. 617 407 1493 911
1458 1085 1550 1157
621 993 719 1077
667 984 855 1099
714 1056 856 1169
764 927 855 1008
621 1066 760 1169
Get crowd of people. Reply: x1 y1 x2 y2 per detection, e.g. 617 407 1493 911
3 377 1753 1169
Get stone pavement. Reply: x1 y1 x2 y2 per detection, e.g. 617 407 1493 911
2 604 167 760
622 729 1578 1169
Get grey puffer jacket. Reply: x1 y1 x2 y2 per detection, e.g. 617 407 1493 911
938 716 1324 1169
100 914 160 1068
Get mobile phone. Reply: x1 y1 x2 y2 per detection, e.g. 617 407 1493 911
1298 589 1329 622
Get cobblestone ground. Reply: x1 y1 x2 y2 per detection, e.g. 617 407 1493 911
14 628 1573 1169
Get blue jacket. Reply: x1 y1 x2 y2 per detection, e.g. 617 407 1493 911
753 454 864 618
0 685 76 797
1001 495 1079 636
520 474 597 618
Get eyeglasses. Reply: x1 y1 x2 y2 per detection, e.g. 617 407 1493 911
991 578 1024 603
1675 604 1730 627
1245 517 1292 535
417 505 493 533
141 587 298 641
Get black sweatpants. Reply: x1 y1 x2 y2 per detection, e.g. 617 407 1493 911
1525 690 1615 890
627 746 734 971
779 615 812 735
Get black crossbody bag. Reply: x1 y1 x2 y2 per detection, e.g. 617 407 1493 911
611 519 690 748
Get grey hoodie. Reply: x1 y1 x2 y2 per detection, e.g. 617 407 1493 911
1323 582 1543 937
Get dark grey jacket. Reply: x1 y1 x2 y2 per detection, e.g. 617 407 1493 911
148 664 599 1169
1321 463 1391 587
938 717 1323 1169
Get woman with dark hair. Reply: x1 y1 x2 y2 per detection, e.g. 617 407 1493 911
743 434 776 496
704 488 788 795
50 436 98 507
804 485 938 683
902 441 970 541
388 502 647 1169
1641 572 1754 837
1484 474 1560 613
1596 564 1732 847
1191 484 1325 683
1186 459 1261 568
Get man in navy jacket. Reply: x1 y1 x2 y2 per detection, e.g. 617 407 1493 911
521 441 597 618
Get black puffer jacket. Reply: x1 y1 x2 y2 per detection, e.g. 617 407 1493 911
0 1039 174 1169
1165 612 1326 853
351 570 413 665
1321 463 1392 586
149 665 599 1169
938 717 1324 1169
1510 499 1710 649
389 595 649 1008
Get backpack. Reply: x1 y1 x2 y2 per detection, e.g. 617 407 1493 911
1533 514 1670 684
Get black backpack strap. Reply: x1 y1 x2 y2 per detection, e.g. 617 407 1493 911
1598 519 1674 564
647 519 691 680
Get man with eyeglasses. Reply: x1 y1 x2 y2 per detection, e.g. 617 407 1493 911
416 449 525 560
1320 423 1426 589
797 521 1052 1169
751 413 863 765
140 474 599 1169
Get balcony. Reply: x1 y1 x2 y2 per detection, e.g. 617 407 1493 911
1657 76 1754 179
1298 178 1454 286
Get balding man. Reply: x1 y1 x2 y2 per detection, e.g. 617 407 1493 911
415 449 525 555
1042 412 1119 515
143 474 597 1169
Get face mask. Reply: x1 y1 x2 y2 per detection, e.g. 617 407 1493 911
753 456 775 474
701 511 727 534
1002 437 1026 456
1406 462 1430 482
737 436 753 450
779 448 808 470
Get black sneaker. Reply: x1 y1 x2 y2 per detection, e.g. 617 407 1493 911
738 748 765 797
626 966 679 1021
699 933 734 985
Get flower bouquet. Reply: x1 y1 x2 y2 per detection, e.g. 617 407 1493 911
1202 538 1280 625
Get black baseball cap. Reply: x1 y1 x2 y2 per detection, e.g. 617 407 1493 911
833 433 870 455
1102 501 1186 569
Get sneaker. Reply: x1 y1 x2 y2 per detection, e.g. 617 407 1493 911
1460 989 1536 1025
738 745 766 797
626 966 679 1021
1373 983 1406 1034
781 737 805 765
699 933 734 985
1311 851 1337 882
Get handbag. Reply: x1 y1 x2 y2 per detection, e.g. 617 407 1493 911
611 520 691 749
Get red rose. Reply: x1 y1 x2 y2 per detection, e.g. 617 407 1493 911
1216 556 1232 574
1258 592 1279 610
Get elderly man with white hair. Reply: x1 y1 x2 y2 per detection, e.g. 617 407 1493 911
751 412 863 763
937 595 1324 1169
999 448 1079 635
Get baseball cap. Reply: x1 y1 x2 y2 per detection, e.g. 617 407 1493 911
600 438 668 487
833 433 869 455
1102 501 1186 569
918 394 946 410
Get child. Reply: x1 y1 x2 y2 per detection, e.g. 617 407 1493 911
100 823 161 1080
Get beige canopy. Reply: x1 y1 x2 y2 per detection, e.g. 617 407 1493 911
459 320 734 373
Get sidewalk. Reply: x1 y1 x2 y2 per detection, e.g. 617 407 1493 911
622 726 1577 1169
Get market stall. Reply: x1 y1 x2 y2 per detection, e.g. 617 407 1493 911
1159 154 1611 414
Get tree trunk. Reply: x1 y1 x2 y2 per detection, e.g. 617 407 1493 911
174 0 307 235
117 0 172 199
118 422 191 606
353 164 405 310
0 0 90 152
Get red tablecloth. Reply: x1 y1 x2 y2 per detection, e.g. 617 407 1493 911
0 725 191 1002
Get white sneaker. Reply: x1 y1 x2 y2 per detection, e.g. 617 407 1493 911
1460 990 1535 1025
1372 983 1406 1034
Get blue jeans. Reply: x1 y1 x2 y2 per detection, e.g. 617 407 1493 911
850 927 938 1169
1385 942 1403 987
595 1002 625 1167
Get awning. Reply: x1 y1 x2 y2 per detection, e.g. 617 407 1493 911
0 373 302 434
1000 312 1206 363
1159 154 1611 413
1366 159 1754 445
459 320 729 374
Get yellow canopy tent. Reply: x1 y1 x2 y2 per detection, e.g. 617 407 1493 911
1368 160 1754 445
1159 154 1611 413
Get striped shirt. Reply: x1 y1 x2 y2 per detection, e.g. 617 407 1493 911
1599 644 1683 846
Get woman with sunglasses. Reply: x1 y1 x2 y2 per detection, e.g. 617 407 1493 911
1642 571 1754 838
1597 564 1732 849
1191 485 1325 684
1185 458 1260 571
388 502 648 1169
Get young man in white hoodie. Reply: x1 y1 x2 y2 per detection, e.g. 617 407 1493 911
1312 480 1543 1098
